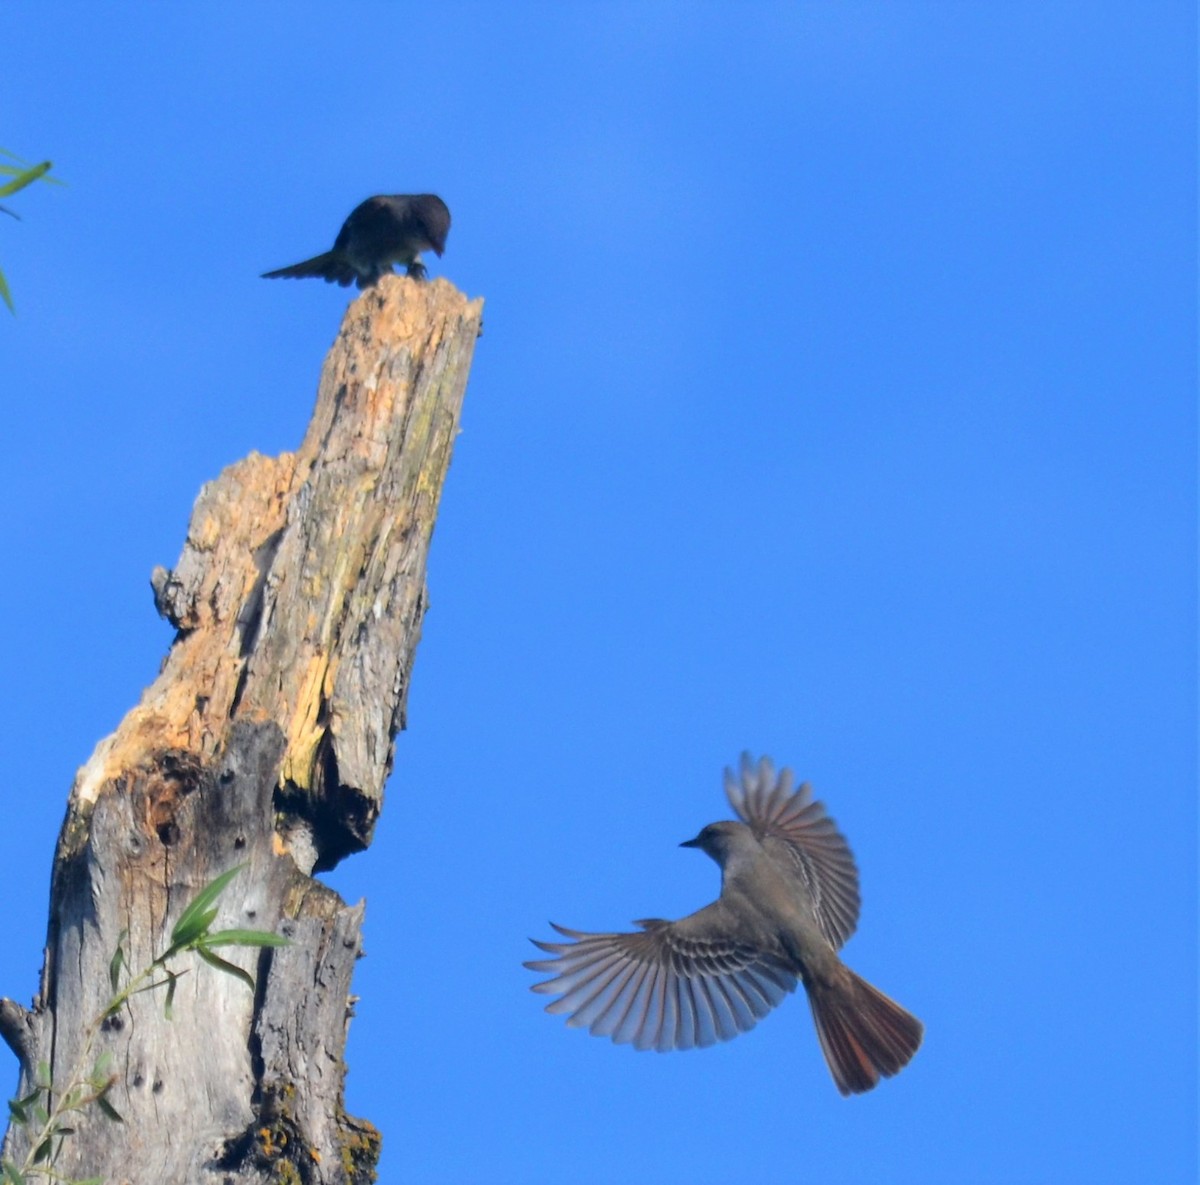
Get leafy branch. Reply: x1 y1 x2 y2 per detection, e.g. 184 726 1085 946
4 865 288 1185
0 150 59 314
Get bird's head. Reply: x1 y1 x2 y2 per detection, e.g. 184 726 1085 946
679 820 754 867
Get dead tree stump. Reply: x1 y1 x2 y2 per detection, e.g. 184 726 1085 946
0 275 484 1184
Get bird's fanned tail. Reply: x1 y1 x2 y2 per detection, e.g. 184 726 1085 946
807 966 923 1095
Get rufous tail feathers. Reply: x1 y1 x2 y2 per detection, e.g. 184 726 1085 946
808 966 923 1095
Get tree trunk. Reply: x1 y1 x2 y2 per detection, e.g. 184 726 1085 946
0 276 484 1184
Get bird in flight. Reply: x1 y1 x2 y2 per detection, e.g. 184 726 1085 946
526 754 923 1095
262 193 450 288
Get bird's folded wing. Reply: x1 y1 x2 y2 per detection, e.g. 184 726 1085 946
334 195 450 258
525 905 797 1052
724 753 861 948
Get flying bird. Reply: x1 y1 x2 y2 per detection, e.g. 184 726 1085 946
526 754 923 1095
261 193 450 288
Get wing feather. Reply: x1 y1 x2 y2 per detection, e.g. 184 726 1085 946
724 753 861 947
525 903 797 1052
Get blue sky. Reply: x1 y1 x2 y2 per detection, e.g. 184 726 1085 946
3 4 1195 1183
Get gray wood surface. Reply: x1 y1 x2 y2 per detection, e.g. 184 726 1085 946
2 275 483 1184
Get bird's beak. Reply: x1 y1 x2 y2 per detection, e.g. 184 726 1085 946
679 834 702 849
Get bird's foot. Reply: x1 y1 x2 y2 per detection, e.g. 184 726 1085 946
406 260 428 281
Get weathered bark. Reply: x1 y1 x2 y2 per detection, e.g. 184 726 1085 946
1 275 483 1184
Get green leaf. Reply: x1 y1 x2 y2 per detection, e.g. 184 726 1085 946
7 1091 39 1126
163 969 178 1021
0 162 50 200
1 268 16 314
196 946 256 993
92 1051 114 1081
31 1137 52 1164
34 1063 51 1091
109 933 127 993
2 1158 25 1185
202 928 290 949
95 1094 124 1124
170 864 246 948
169 904 221 951
0 153 64 189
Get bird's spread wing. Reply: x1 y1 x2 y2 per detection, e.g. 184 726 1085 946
525 903 797 1051
724 753 861 948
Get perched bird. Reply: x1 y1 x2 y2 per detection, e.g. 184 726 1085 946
526 754 923 1095
261 193 450 288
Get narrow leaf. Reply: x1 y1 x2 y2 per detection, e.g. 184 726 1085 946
96 1095 124 1124
34 1063 50 1090
202 928 290 949
164 969 178 1021
1 268 16 313
170 864 245 947
2 1159 24 1185
0 162 50 199
109 934 127 993
31 1137 52 1164
6 1101 25 1125
0 157 64 189
196 946 256 992
168 904 221 951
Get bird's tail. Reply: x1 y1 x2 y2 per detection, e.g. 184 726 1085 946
261 251 357 287
807 965 923 1095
